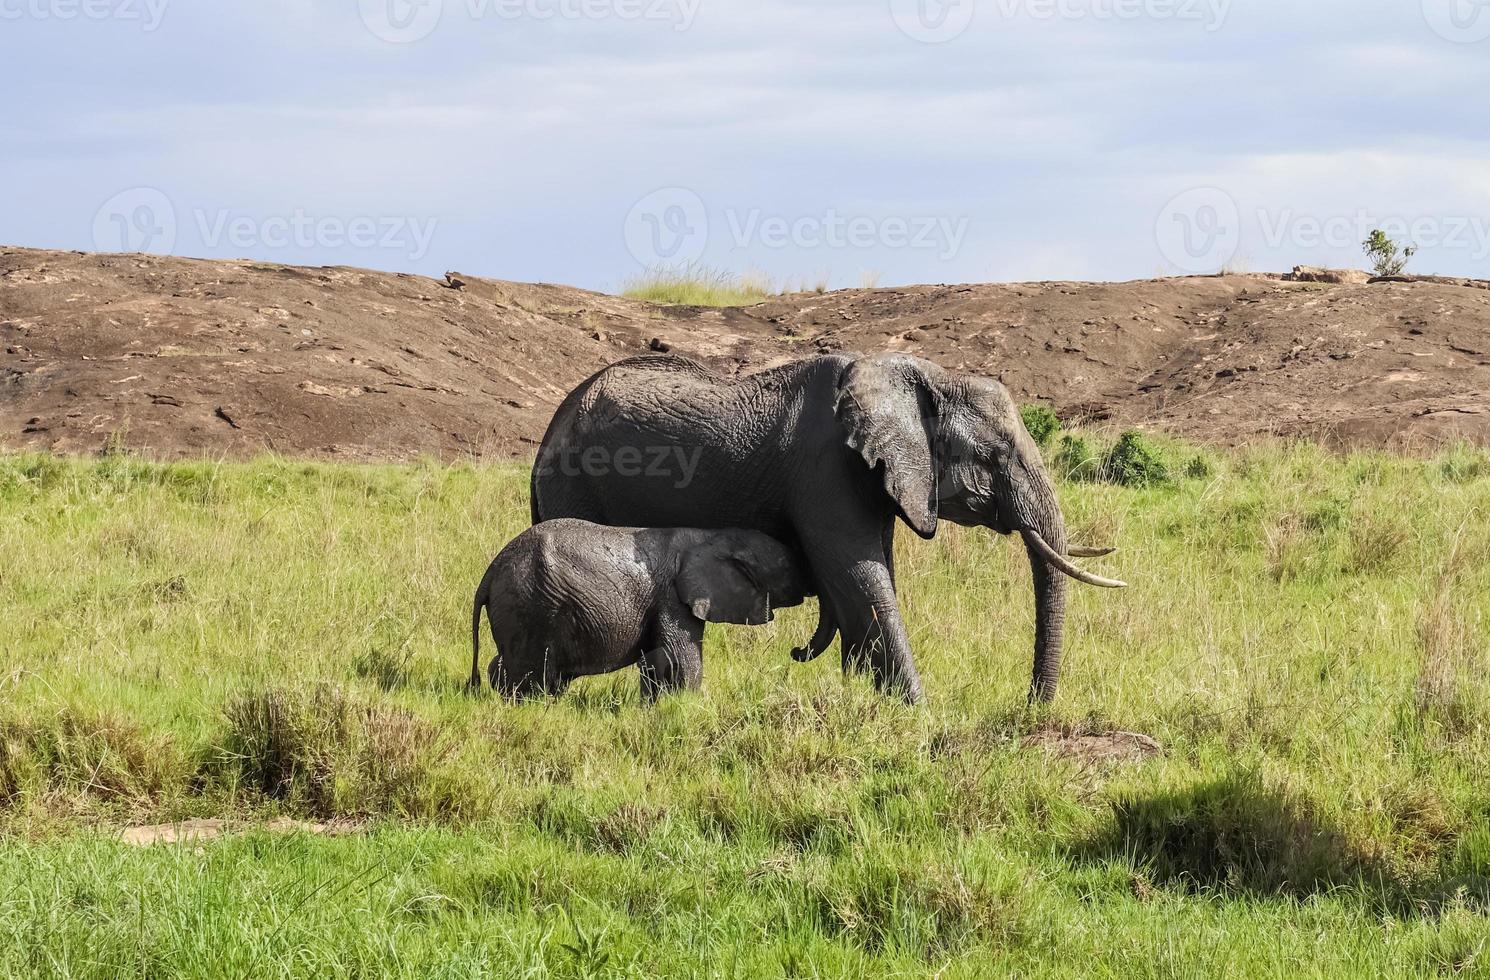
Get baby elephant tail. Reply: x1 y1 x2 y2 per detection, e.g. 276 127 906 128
470 560 499 690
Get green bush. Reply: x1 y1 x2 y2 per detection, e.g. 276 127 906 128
1362 229 1417 278
1019 405 1062 448
1304 497 1348 533
1085 772 1384 899
1103 431 1170 488
1438 446 1488 484
1183 454 1215 480
1054 435 1101 482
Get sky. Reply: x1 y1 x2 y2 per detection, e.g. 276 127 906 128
3 0 1489 291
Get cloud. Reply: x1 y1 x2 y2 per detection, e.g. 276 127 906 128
1 0 1486 285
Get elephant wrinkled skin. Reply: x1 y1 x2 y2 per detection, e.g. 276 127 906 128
472 518 808 701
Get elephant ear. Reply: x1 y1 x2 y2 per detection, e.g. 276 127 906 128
675 547 771 626
835 354 941 538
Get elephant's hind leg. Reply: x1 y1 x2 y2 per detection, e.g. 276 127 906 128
491 645 570 700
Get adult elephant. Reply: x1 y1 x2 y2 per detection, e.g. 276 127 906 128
530 352 1125 704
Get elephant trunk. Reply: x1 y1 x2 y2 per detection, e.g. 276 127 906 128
1021 519 1068 704
1010 460 1071 703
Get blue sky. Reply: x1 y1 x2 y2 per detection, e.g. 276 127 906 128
3 0 1488 290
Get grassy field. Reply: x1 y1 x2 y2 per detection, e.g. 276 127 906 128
2 438 1489 977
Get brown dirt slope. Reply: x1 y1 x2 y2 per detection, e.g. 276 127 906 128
3 247 1487 460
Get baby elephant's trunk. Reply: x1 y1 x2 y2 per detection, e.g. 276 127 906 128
470 560 499 690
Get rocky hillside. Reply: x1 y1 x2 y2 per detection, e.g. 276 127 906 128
3 248 1487 460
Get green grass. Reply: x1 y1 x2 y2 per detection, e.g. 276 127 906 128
622 266 778 306
1 441 1489 977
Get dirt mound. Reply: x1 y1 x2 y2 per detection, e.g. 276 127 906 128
4 247 1488 459
119 818 358 846
1023 728 1163 765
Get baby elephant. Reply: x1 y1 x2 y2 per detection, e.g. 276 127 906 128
471 519 808 701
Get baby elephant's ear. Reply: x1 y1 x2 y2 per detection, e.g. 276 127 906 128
675 548 771 626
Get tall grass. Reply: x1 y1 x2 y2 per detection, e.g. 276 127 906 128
0 441 1488 976
621 265 777 306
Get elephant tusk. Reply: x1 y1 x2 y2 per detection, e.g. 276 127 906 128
1067 546 1116 559
1022 530 1128 588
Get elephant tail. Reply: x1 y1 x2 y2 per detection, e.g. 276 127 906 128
470 560 499 690
791 598 839 664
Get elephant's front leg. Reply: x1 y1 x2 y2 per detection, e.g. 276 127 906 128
801 522 923 704
638 602 706 703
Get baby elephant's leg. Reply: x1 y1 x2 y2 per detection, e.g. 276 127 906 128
638 604 705 704
491 650 570 700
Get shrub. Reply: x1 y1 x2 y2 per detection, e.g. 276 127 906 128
1439 446 1489 484
212 686 468 819
1362 229 1417 278
1102 432 1170 488
1083 772 1387 899
218 687 345 809
0 724 20 805
1414 545 1487 738
1183 454 1214 480
0 709 179 809
353 648 414 691
1304 497 1348 533
1019 405 1062 448
1054 435 1101 482
622 265 774 307
810 851 1026 955
1343 513 1410 575
1263 514 1308 582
